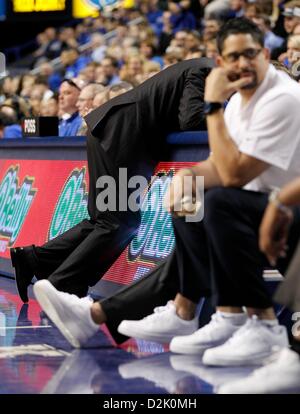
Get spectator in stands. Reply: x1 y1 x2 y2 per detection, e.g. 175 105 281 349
75 23 92 46
136 61 161 83
0 76 16 100
58 27 79 50
184 30 202 54
173 30 188 48
0 108 22 139
142 0 163 36
11 57 214 305
204 0 231 19
61 49 91 80
253 14 285 53
244 2 262 21
204 38 219 59
272 1 300 59
77 84 106 118
108 82 133 99
40 95 59 117
139 40 164 68
283 1 300 35
120 55 145 86
285 34 300 66
58 79 82 137
3 97 31 121
29 79 54 116
90 33 107 63
18 75 36 100
79 63 99 84
202 18 223 41
219 176 300 394
43 27 64 60
163 48 185 67
226 0 246 18
100 56 121 86
92 89 110 108
76 84 107 135
168 1 197 33
37 62 62 93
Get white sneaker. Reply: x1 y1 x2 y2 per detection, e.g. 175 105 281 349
169 311 247 355
117 301 198 344
118 353 189 393
218 348 300 394
203 316 289 367
33 280 99 348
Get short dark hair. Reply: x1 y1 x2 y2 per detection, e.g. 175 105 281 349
61 78 81 91
217 18 265 54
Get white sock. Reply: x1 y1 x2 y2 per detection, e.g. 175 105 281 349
218 311 247 326
260 319 279 328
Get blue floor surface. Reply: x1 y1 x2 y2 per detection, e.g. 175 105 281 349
0 277 256 395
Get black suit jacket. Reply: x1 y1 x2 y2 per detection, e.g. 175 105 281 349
85 58 214 138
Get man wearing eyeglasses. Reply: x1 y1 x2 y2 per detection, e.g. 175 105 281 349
112 17 300 370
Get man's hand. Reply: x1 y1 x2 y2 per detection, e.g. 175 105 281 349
204 68 254 103
259 202 293 266
163 168 199 217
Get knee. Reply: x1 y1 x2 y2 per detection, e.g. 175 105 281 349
203 187 236 228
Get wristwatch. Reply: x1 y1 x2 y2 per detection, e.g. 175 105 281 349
203 101 223 116
268 188 290 213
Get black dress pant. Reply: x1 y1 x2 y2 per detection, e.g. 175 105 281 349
28 125 144 296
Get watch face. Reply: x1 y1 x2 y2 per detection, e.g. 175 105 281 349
204 102 213 114
204 102 222 115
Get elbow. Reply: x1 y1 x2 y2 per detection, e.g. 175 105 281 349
221 173 246 188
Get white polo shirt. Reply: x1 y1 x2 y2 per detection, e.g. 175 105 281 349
224 64 300 192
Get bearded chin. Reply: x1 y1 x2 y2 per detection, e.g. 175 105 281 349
240 74 258 90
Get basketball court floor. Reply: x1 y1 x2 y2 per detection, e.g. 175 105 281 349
0 277 265 394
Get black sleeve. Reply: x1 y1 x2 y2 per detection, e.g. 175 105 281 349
178 69 208 131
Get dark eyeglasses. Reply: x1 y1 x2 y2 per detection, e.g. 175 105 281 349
222 48 263 63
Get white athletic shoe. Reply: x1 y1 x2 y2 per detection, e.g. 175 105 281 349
33 280 99 348
203 316 289 367
218 348 300 394
169 311 247 355
117 301 198 344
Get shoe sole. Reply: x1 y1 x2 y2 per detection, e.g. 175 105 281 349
169 342 208 355
33 281 80 349
11 248 29 303
117 323 175 344
169 335 235 356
